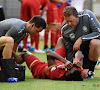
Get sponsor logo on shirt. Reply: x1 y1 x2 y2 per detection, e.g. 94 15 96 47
83 26 88 32
69 33 75 39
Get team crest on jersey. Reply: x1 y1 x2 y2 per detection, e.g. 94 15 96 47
69 33 75 39
83 26 88 32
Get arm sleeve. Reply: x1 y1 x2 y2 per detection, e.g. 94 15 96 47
81 10 100 42
6 26 19 38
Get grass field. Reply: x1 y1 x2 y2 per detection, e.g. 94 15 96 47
0 40 100 90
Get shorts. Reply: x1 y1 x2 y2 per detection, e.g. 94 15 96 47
0 50 3 66
47 2 58 24
80 41 90 69
66 41 90 69
47 9 58 24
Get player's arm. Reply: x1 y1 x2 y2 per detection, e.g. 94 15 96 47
13 43 19 52
81 10 100 42
12 51 25 64
46 50 73 69
73 51 84 68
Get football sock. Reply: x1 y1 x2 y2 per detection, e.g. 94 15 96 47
55 48 66 58
51 30 56 47
51 46 55 49
30 34 35 47
35 33 40 50
44 30 49 46
44 45 48 49
55 30 61 44
23 33 28 49
89 60 97 72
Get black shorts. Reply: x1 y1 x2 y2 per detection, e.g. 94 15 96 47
66 41 90 69
0 50 3 66
80 41 90 69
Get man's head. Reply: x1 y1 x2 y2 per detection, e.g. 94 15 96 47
28 15 46 34
63 6 79 28
65 67 83 81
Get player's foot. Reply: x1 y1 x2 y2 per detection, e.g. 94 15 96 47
29 47 35 52
44 48 49 51
95 59 100 69
86 71 95 79
34 49 45 53
23 48 32 55
50 47 55 51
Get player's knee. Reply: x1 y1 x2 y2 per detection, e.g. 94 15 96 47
89 39 98 48
6 37 14 47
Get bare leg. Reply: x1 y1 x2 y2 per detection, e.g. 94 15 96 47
55 37 66 50
89 39 100 61
0 36 14 59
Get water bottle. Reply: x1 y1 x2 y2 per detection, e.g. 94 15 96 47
7 77 18 83
67 0 71 6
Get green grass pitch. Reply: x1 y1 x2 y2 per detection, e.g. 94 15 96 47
0 40 100 90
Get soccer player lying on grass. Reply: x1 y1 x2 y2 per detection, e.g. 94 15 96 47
12 49 84 81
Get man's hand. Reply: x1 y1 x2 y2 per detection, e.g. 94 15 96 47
65 61 73 70
75 51 84 61
73 62 82 68
14 52 25 64
73 37 82 51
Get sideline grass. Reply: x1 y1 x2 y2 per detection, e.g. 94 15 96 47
0 40 100 90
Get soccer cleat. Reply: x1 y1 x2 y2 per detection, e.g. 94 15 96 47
44 48 49 51
95 59 100 69
29 47 35 52
23 48 32 55
86 71 95 79
50 47 55 51
34 49 45 53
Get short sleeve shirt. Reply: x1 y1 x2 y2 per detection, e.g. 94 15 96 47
0 18 27 43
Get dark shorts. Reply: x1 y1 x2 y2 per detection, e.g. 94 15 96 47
66 41 90 69
0 50 3 66
80 41 90 69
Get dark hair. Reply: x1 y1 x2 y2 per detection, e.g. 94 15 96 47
66 69 83 81
63 6 78 17
29 15 46 29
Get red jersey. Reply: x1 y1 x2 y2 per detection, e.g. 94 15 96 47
39 0 47 9
58 3 66 23
20 0 40 21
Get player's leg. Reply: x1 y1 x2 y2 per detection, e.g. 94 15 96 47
87 39 100 79
44 24 51 51
23 33 28 49
55 37 66 58
50 23 58 51
0 36 14 59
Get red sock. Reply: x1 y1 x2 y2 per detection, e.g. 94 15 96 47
55 48 66 58
23 33 28 49
44 30 49 46
55 48 66 64
30 35 35 47
51 30 57 47
55 30 61 45
34 33 40 50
